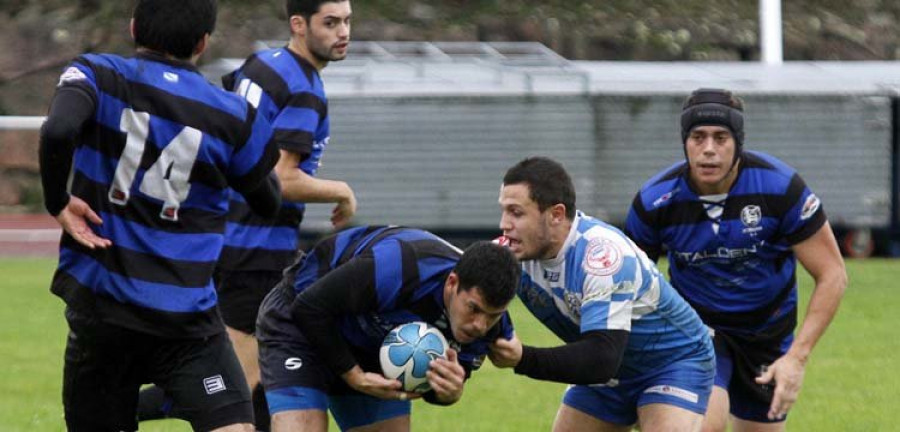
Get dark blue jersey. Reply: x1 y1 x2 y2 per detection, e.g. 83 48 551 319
286 226 514 376
49 52 278 337
626 151 826 333
219 47 330 272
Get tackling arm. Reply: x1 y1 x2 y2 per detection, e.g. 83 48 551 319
492 330 628 385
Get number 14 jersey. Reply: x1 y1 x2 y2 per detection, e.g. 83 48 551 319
50 52 278 338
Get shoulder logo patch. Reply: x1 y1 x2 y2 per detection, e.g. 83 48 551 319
583 238 623 276
740 205 762 228
652 187 680 208
57 66 87 87
800 194 821 220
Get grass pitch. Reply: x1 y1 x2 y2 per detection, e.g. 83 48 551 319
0 257 896 431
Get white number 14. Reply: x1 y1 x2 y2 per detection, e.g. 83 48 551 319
108 108 201 221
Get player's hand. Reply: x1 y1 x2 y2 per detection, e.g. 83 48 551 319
56 196 112 249
756 353 806 420
341 366 419 402
330 183 357 228
488 332 522 368
427 348 465 404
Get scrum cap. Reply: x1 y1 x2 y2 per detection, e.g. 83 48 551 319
680 88 745 150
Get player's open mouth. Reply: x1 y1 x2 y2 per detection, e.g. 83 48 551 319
697 163 719 174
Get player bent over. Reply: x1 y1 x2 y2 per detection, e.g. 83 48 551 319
257 227 519 431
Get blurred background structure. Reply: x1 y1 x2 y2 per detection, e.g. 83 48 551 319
2 0 900 256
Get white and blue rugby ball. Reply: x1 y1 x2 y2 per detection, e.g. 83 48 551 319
379 321 449 393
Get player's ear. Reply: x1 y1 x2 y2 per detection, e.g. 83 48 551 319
550 203 567 225
289 14 307 37
129 18 136 41
193 33 210 57
444 271 459 295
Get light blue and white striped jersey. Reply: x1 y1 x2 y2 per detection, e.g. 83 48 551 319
517 211 712 378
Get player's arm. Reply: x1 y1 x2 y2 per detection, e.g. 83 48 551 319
275 149 356 228
490 330 628 384
757 221 846 419
625 193 662 262
241 171 281 218
39 81 111 249
227 105 281 218
290 255 416 400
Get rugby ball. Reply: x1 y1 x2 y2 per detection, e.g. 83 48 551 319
379 321 449 393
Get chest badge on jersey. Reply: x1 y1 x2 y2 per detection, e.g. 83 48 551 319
583 238 623 276
740 205 764 236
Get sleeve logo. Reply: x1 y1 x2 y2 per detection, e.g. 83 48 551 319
57 66 87 87
584 238 623 276
800 194 821 220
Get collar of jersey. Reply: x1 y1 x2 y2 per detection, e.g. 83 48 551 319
134 51 199 73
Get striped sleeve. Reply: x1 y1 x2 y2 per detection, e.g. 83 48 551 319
780 173 827 245
625 192 662 260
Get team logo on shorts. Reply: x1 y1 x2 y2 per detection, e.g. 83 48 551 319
203 375 226 395
740 205 762 228
284 357 303 371
583 238 623 276
800 194 821 220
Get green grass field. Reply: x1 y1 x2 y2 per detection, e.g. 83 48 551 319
0 257 897 431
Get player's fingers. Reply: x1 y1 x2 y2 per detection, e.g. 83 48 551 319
446 347 458 364
85 208 103 225
426 369 459 394
755 365 775 384
71 232 95 249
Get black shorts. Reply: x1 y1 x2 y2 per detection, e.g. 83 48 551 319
215 269 285 334
712 309 796 422
257 285 339 392
62 306 253 432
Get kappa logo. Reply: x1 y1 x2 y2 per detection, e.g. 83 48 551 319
800 194 821 220
284 357 303 370
740 205 762 228
163 71 179 83
203 375 226 395
652 188 680 208
583 238 623 276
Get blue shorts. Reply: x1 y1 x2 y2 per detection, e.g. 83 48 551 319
563 356 714 426
267 386 410 430
258 286 410 429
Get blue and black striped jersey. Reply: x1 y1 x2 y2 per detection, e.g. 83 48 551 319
626 151 827 333
287 226 514 375
219 47 330 272
50 52 279 338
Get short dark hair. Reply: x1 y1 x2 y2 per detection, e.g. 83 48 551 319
132 0 217 60
503 156 576 220
286 0 347 21
454 241 519 308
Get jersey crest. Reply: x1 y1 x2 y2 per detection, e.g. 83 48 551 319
583 238 623 276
